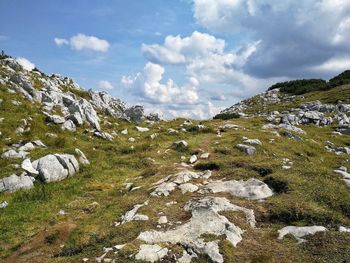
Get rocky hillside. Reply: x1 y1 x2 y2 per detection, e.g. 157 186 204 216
1 55 350 263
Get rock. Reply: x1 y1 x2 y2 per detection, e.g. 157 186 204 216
243 138 262 145
0 173 34 193
339 226 350 232
121 129 128 135
220 124 239 131
236 144 256 155
32 140 47 148
334 167 350 187
173 140 188 149
0 201 8 209
179 183 199 194
263 123 306 134
18 142 35 151
189 155 198 164
128 137 135 142
45 114 65 124
136 126 149 132
94 131 114 141
202 178 273 200
114 201 149 226
135 244 168 263
138 197 256 263
75 148 90 165
200 152 210 159
62 120 76 132
54 154 79 176
124 105 144 122
158 216 168 224
278 226 326 243
69 99 101 130
1 149 28 159
21 158 39 175
32 154 79 183
168 128 178 134
178 250 197 263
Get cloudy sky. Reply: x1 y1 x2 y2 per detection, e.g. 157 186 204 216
1 0 350 119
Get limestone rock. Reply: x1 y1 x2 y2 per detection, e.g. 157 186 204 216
75 148 90 165
136 126 149 132
236 144 256 155
21 158 38 175
278 226 326 243
202 178 273 200
0 173 34 193
135 244 168 263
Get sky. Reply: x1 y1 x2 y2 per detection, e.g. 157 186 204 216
1 0 350 119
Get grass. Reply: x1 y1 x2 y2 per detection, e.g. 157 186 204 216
1 63 350 262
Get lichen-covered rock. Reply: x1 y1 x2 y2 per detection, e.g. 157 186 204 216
278 226 326 243
236 144 256 155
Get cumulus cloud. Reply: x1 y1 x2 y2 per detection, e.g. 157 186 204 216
98 80 114 90
16 57 35 71
142 31 225 65
54 33 110 52
193 0 350 78
122 62 199 105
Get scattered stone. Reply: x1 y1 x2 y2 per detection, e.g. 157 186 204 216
136 126 149 132
62 120 76 132
1 149 28 159
339 226 350 232
114 201 149 226
236 144 256 155
128 137 135 142
0 201 9 209
243 138 262 145
75 148 90 165
135 244 168 263
158 216 168 224
138 197 255 263
278 226 326 243
201 178 273 200
220 124 240 131
334 167 350 187
200 152 210 159
121 129 128 135
150 133 158 140
173 140 188 149
189 155 197 164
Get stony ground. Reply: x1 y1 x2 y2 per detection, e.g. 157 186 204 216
1 59 350 262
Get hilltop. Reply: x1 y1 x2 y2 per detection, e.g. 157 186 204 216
1 53 350 262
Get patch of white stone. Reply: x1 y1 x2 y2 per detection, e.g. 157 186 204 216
278 226 327 243
114 201 149 226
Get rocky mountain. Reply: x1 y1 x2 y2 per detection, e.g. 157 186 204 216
1 54 350 262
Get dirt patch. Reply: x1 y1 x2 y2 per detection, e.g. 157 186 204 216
5 221 76 263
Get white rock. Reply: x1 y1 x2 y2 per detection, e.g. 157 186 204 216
278 226 326 243
115 201 149 226
339 226 350 232
0 201 9 209
236 144 256 155
21 158 39 175
135 244 168 263
178 250 197 263
173 140 188 148
138 197 256 263
189 155 197 164
0 173 34 193
75 148 90 165
136 126 149 132
128 137 135 142
243 138 262 145
200 152 210 159
1 149 28 159
121 129 128 135
179 183 199 194
202 178 273 200
158 216 168 224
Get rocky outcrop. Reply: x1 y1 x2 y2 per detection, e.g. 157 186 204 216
278 226 327 243
138 197 256 263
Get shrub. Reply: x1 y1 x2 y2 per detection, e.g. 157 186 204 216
213 112 240 120
194 162 221 171
268 79 328 95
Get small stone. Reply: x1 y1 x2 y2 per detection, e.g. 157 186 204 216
158 216 168 224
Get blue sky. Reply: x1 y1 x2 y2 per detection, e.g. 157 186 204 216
1 0 350 119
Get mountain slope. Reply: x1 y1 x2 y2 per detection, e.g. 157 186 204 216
1 55 350 262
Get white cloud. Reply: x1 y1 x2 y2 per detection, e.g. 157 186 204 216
98 80 114 90
192 0 350 78
54 33 110 52
142 31 225 65
54 38 69 46
122 62 199 105
16 57 35 71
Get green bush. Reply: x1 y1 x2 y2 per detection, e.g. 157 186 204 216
329 70 350 87
213 112 240 120
268 79 328 95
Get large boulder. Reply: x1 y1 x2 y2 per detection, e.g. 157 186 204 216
124 105 144 122
32 154 79 183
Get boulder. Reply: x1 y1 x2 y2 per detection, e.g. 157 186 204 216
62 120 76 132
21 158 39 175
1 149 28 159
173 140 188 149
124 105 144 122
135 244 168 263
236 144 256 155
0 173 34 193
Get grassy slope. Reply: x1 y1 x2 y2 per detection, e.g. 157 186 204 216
1 78 350 262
